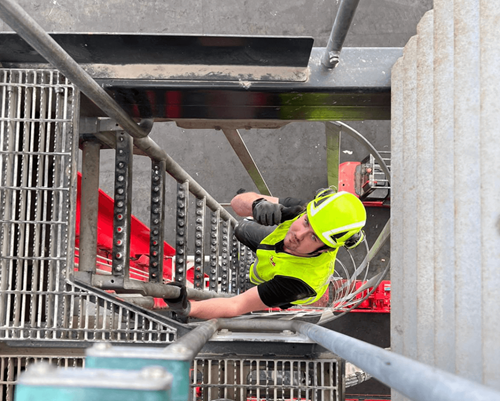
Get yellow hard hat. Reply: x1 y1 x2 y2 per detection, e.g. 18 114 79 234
306 191 366 248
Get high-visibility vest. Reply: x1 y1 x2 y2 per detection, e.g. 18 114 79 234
249 216 338 305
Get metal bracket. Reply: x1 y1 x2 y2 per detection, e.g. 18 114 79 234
149 160 166 283
193 197 206 290
112 131 133 278
175 181 189 284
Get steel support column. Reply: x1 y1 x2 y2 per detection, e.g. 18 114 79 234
221 128 271 196
79 141 101 275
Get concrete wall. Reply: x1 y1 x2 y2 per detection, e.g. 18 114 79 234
391 1 500 398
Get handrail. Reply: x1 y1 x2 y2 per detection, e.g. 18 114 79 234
0 0 236 224
216 318 500 401
322 0 361 68
0 0 149 140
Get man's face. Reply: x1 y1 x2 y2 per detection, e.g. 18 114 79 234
283 214 324 256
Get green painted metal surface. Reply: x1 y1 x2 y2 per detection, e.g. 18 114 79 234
86 357 190 401
15 385 171 401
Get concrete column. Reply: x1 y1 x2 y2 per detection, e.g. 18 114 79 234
402 35 418 361
433 0 456 374
453 0 482 381
415 10 435 367
390 56 405 401
479 0 500 390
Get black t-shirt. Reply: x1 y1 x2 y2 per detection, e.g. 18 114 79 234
235 196 317 309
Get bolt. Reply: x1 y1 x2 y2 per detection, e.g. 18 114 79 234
140 366 167 380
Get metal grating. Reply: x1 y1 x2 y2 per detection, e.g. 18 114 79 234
0 353 85 401
0 69 177 344
0 68 77 340
192 356 341 401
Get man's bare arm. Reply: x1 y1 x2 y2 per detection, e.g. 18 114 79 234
189 287 268 319
230 192 279 217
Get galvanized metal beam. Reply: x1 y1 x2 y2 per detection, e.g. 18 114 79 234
91 47 399 122
221 129 271 196
78 141 101 275
325 122 341 188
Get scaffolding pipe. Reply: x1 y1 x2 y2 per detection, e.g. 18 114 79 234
322 0 360 68
166 320 219 359
0 0 237 225
90 277 233 301
132 137 237 223
217 319 500 401
0 0 151 140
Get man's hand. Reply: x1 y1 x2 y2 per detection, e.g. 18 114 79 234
164 282 191 317
252 199 304 225
252 198 284 225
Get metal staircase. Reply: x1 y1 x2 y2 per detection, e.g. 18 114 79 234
0 0 499 400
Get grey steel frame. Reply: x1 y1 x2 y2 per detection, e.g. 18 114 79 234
322 0 361 68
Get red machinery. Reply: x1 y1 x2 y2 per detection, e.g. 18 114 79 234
338 152 391 208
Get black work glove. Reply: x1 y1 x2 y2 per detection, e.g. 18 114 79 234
164 282 191 317
252 198 304 226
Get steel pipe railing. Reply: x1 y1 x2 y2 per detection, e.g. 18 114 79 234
0 0 150 140
322 0 361 68
215 318 500 401
0 0 237 225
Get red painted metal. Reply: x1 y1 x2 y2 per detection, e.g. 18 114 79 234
338 161 359 194
338 161 390 208
347 280 391 313
74 172 176 281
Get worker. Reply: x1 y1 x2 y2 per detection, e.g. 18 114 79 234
165 188 366 320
